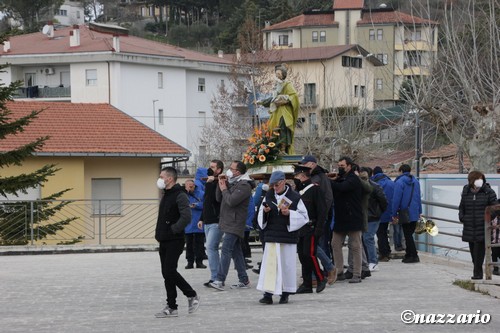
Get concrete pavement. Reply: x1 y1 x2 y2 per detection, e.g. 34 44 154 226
1 248 499 333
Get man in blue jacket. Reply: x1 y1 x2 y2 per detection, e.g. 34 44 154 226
391 164 422 263
184 175 206 269
371 166 395 262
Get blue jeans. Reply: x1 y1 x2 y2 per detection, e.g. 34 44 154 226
204 223 223 281
363 221 380 264
316 243 334 272
216 232 248 284
393 223 403 248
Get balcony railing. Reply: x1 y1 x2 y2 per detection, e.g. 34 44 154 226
14 86 71 99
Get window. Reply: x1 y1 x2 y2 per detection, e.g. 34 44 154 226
25 73 36 87
354 85 365 97
198 111 206 127
312 31 318 43
91 178 122 215
220 79 225 88
278 35 288 46
308 113 317 133
376 79 383 90
57 9 68 16
198 78 205 92
412 30 422 41
158 109 164 125
320 31 326 42
377 29 383 40
304 83 316 105
86 69 97 86
369 29 375 40
158 72 163 89
76 11 80 19
342 56 362 69
376 53 388 65
406 51 422 67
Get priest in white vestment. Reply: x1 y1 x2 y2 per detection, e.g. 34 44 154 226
256 170 309 304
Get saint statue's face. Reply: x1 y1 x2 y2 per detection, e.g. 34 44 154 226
275 69 284 80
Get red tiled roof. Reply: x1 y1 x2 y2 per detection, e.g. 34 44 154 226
263 13 337 31
333 0 364 10
358 10 438 25
0 101 189 157
0 25 233 65
254 45 359 63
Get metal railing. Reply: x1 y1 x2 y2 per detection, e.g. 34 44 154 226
13 86 71 98
419 200 499 280
0 199 159 246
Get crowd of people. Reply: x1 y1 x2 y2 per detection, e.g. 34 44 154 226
153 156 499 317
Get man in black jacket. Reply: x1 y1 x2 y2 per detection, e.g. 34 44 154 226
293 164 327 294
155 167 199 318
331 156 364 283
197 160 224 287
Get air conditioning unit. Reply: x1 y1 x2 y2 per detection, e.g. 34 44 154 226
44 68 55 75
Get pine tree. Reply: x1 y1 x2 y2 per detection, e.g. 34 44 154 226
0 63 77 245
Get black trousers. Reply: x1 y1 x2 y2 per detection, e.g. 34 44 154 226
297 232 324 288
468 241 485 278
377 222 391 257
401 222 417 258
185 233 205 264
241 230 252 258
159 239 196 310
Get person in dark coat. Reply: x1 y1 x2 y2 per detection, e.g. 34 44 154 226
459 171 497 279
330 156 364 283
155 167 199 318
293 164 327 294
371 166 395 261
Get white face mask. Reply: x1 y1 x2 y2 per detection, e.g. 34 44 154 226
226 169 234 179
474 179 484 188
157 178 166 190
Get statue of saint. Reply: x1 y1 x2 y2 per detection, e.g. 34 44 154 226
258 64 299 155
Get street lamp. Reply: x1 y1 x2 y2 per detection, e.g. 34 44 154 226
152 99 159 131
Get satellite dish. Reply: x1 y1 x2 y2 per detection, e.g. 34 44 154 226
42 25 50 35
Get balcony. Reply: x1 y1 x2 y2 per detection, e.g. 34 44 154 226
14 86 71 99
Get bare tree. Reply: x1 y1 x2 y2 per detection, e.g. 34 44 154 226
403 0 499 173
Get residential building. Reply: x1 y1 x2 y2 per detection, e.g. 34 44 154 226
54 0 85 26
0 101 190 245
0 23 236 172
262 0 438 108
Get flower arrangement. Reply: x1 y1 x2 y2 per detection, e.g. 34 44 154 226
243 123 283 168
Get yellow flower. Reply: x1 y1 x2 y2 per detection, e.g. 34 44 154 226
259 155 266 162
268 142 276 148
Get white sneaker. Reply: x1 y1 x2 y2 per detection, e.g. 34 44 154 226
369 263 379 272
188 295 200 314
230 281 251 289
155 306 178 318
209 280 225 291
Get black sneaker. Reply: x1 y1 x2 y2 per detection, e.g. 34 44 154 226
196 262 207 269
279 295 289 304
344 271 353 279
185 263 194 269
296 285 313 294
259 296 273 305
361 270 371 279
336 273 346 281
316 279 327 293
203 280 214 287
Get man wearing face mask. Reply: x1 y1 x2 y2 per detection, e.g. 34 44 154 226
155 167 199 318
293 165 327 294
330 156 364 283
209 161 254 291
197 160 224 287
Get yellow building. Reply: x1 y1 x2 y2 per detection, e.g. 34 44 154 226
0 101 190 246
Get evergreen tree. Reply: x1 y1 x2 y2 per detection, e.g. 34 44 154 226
0 62 76 245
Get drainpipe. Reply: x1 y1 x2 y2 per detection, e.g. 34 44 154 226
107 61 111 104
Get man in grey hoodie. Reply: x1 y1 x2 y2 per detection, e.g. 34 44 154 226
209 160 253 291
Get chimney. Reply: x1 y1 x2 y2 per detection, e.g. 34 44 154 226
70 25 80 47
265 21 271 28
236 49 241 62
218 50 224 58
113 35 120 52
3 40 10 52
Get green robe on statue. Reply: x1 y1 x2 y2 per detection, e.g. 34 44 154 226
264 81 299 155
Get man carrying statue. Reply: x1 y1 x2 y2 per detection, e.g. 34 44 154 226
257 64 300 155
